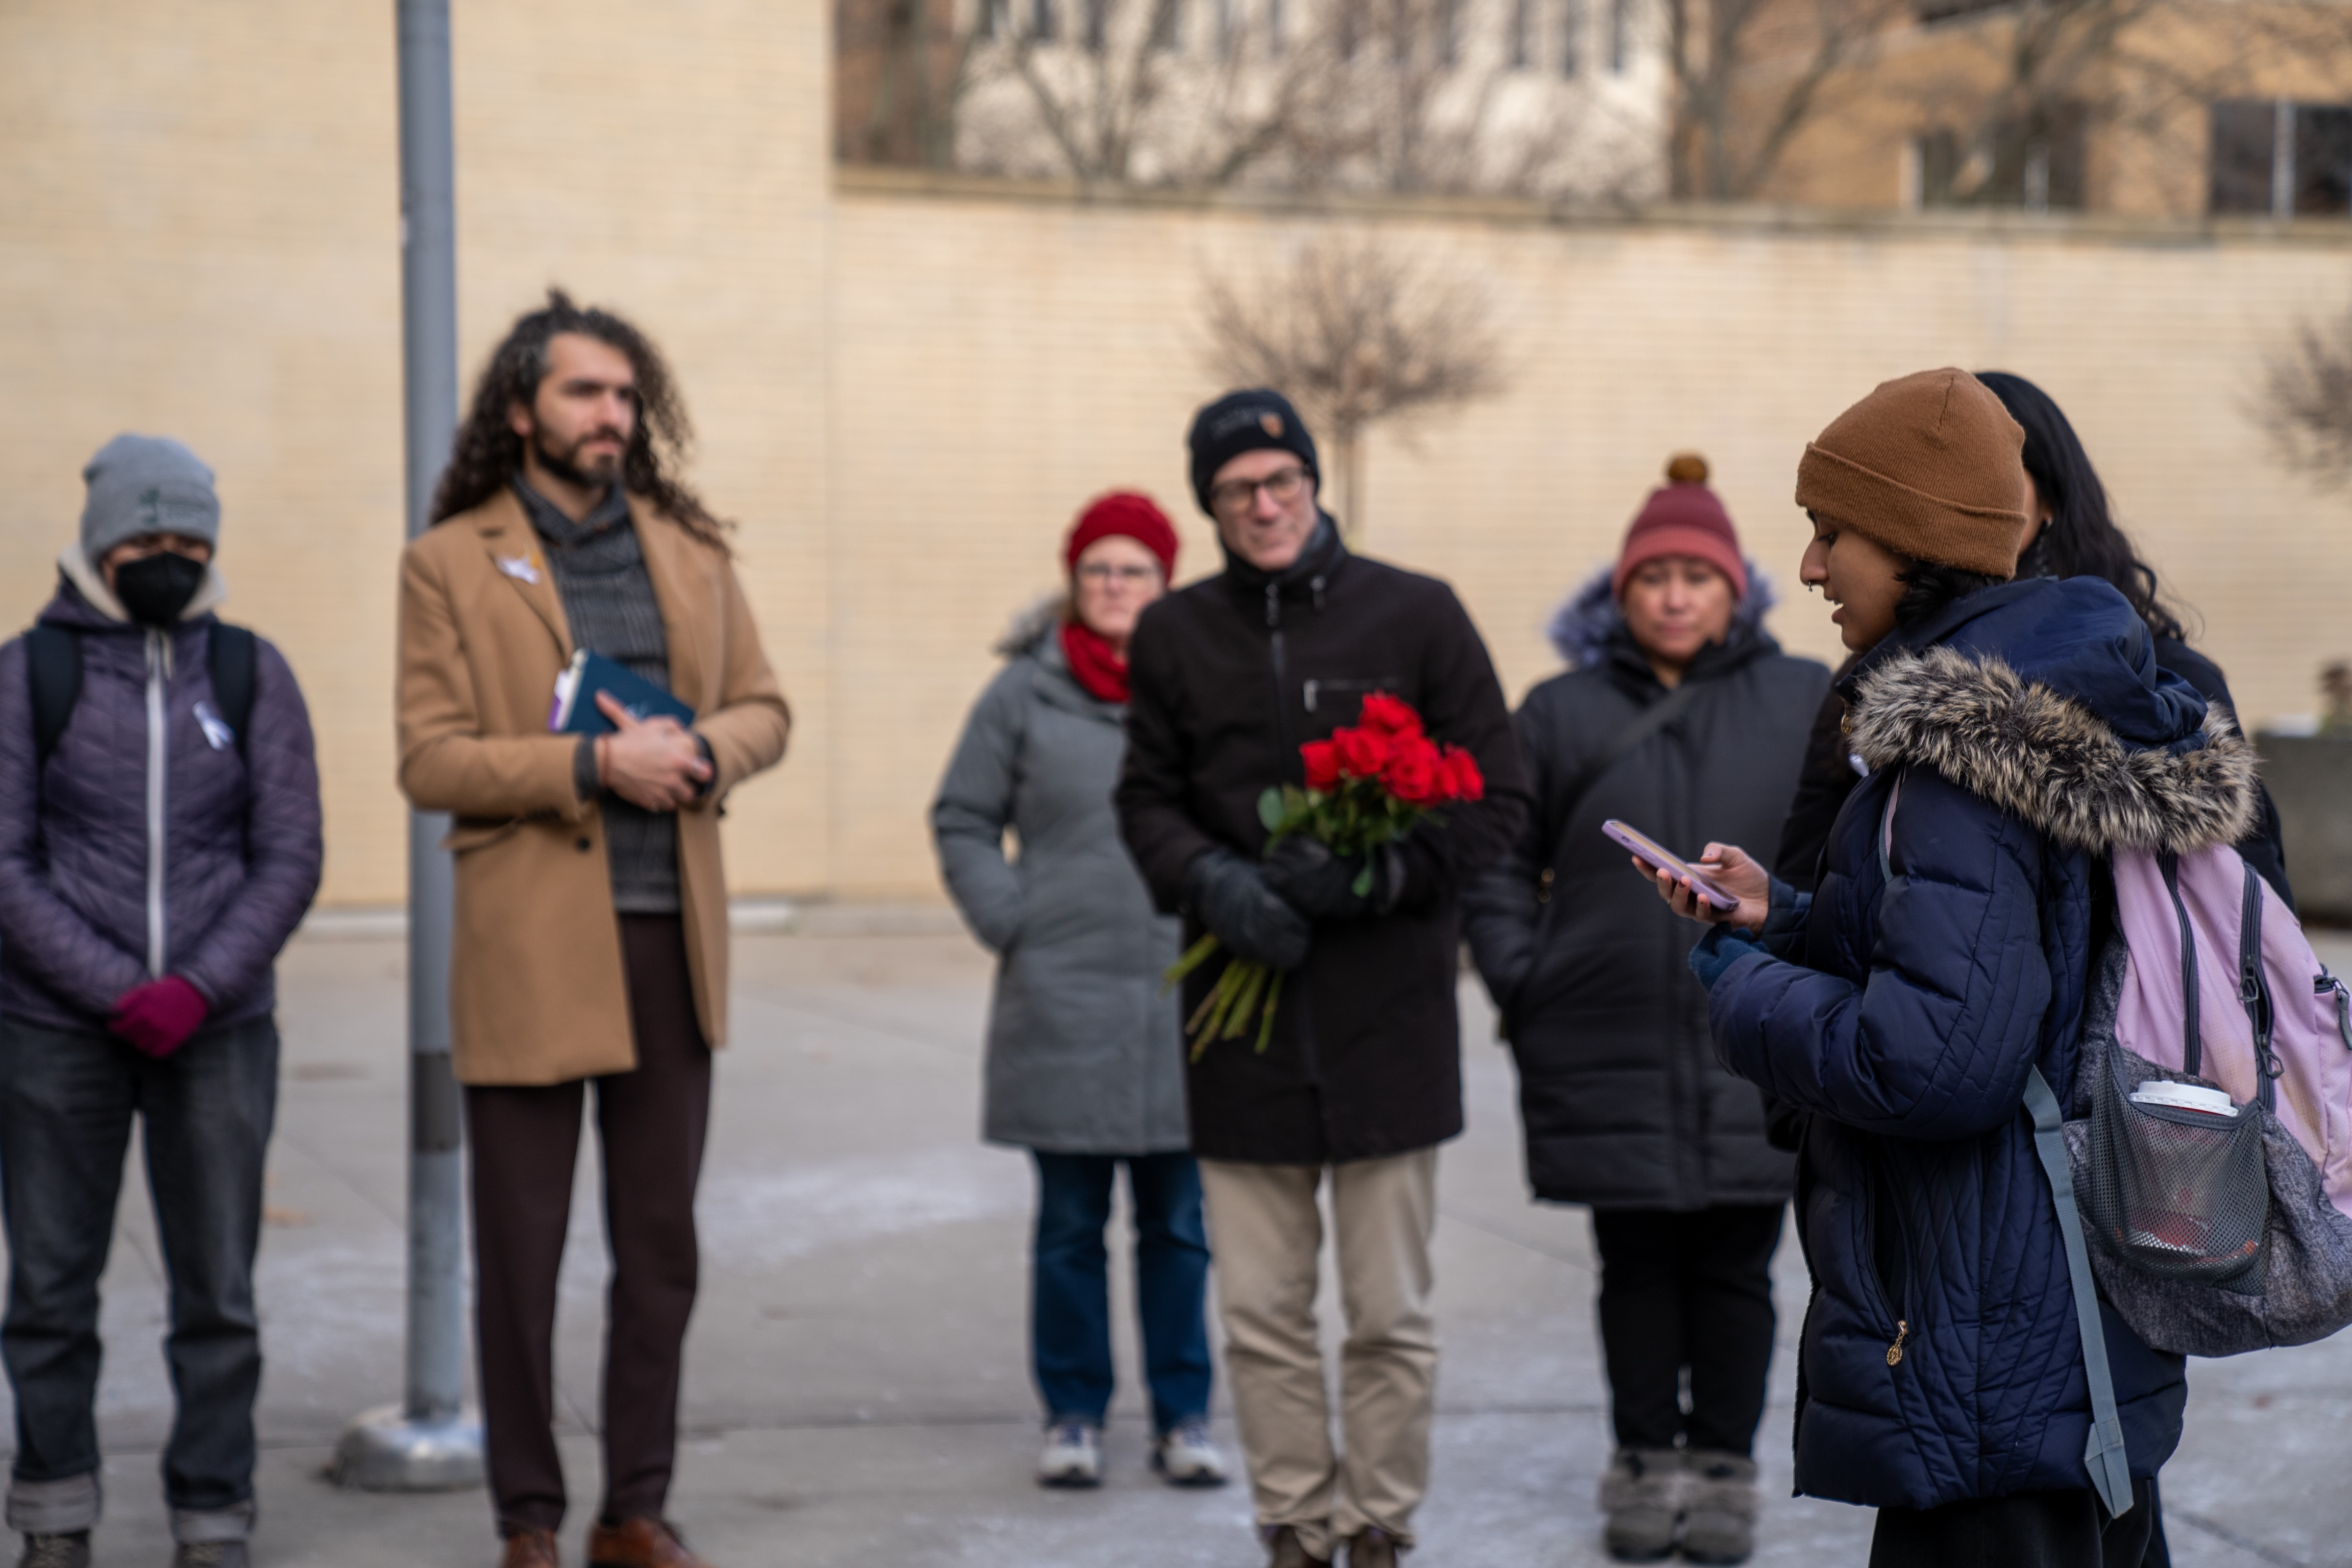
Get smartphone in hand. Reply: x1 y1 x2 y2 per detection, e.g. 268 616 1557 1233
1602 820 1740 910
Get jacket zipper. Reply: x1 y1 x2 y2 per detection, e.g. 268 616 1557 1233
145 628 170 976
1886 1320 1910 1367
1264 582 1318 1092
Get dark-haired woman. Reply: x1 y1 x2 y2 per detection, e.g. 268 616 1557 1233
931 493 1225 1493
1773 371 2290 912
1463 457 1828 1566
1657 369 2229 1566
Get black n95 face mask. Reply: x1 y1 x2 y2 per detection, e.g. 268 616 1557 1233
113 551 207 627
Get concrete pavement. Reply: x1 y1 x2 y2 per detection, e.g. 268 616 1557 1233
18 926 2352 1567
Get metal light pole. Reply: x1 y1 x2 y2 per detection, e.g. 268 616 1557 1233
333 0 484 1491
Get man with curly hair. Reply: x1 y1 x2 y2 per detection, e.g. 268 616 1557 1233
397 292 790 1568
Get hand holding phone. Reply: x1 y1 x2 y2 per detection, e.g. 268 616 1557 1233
1606 822 1773 933
1603 820 1739 909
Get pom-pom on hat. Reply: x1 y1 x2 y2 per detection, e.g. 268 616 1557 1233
1612 453 1749 601
1065 490 1179 580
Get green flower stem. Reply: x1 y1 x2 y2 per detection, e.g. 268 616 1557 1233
1163 932 1224 992
1255 971 1284 1053
1220 962 1269 1041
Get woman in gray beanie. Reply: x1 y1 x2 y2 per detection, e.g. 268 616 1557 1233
0 434 322 1568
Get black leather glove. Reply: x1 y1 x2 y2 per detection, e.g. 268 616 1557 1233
1262 837 1404 921
1183 847 1311 971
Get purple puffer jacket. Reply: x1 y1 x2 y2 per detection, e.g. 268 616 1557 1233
0 568 322 1033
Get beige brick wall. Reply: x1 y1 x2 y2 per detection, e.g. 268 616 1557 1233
6 5 2350 909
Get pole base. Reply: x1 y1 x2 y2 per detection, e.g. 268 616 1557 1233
331 1404 486 1492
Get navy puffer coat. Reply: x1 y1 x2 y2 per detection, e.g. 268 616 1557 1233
1706 577 2257 1510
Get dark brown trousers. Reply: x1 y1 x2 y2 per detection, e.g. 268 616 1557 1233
466 915 711 1536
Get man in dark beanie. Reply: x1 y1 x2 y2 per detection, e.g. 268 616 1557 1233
1120 389 1529 1568
0 435 323 1568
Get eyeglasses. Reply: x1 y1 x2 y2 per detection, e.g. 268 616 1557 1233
1208 465 1308 517
1077 563 1161 587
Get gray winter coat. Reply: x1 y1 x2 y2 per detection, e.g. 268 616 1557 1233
931 610 1186 1154
0 554 323 1033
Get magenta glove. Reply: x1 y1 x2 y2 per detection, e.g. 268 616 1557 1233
109 976 210 1059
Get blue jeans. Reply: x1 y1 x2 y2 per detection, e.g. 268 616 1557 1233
1030 1151 1212 1434
0 1015 277 1543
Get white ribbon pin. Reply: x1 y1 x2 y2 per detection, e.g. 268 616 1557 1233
497 554 541 585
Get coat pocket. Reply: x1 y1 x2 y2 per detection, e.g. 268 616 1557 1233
442 815 532 856
1858 1152 1913 1364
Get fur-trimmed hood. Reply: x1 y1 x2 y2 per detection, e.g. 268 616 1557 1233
1547 560 1778 669
1845 578 2257 855
993 592 1065 659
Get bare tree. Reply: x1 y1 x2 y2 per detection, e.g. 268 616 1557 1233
959 0 1344 186
942 0 1665 196
1667 0 1908 198
1201 235 1508 534
2257 307 2352 489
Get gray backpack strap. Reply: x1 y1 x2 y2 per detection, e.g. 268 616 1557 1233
2023 1064 2135 1519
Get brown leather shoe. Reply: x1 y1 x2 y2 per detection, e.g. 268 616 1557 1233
498 1530 560 1568
1265 1525 1332 1568
586 1517 714 1568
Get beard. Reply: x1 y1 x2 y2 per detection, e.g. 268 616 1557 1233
532 425 627 490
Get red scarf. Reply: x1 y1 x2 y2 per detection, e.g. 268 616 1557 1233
1060 620 1130 705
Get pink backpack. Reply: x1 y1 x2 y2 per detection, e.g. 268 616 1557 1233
2109 846 2352 1216
2060 840 2352 1362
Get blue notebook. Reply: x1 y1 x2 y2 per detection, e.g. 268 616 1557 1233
549 649 696 735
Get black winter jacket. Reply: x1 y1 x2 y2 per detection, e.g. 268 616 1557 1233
1462 570 1829 1208
1118 522 1529 1164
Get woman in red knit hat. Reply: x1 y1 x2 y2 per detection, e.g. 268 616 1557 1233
1464 456 1831 1566
930 492 1230 1493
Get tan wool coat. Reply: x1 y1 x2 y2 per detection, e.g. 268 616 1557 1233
396 489 790 1085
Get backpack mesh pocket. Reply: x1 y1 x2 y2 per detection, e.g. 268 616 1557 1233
2083 1051 2270 1290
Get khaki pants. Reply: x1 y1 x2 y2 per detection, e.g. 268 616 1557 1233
1199 1149 1439 1560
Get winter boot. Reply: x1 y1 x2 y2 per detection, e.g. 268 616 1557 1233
1599 1447 1685 1562
14 1537 89 1568
1344 1527 1401 1568
1678 1450 1759 1565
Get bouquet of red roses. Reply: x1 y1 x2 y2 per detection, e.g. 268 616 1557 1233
1167 692 1484 1059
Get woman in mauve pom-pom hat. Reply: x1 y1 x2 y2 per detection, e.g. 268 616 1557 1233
929 492 1232 1493
1463 453 1830 1565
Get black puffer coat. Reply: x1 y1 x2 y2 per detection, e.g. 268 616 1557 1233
1118 521 1529 1165
1462 569 1828 1208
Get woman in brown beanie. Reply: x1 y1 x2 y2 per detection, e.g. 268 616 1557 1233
1647 369 2232 1567
1462 456 1829 1565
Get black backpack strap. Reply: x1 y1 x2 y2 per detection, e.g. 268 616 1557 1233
206 623 258 757
25 625 83 769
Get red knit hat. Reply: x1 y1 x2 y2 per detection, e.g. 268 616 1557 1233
1611 454 1748 601
1066 491 1179 580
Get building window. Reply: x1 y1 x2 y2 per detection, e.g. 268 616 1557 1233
1149 0 1180 50
1917 103 2087 211
1032 0 1055 39
1084 0 1108 50
1607 0 1628 73
2211 100 2352 216
1562 0 1581 74
1510 0 1530 68
1437 0 1460 65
